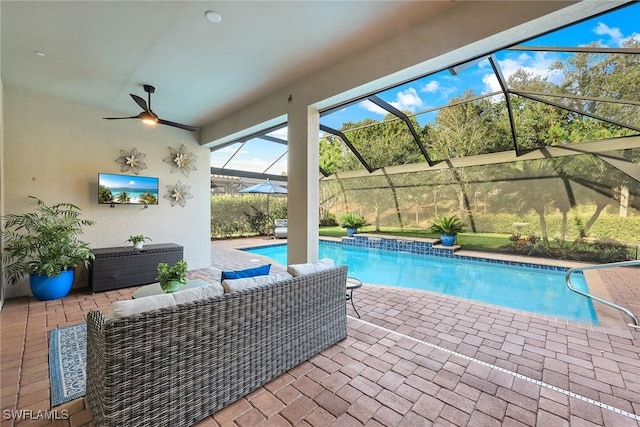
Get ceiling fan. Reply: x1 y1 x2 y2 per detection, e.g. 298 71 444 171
103 85 198 132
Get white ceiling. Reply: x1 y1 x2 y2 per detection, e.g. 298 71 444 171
1 1 459 131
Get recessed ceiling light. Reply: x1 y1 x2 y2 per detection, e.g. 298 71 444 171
34 51 46 57
205 10 222 23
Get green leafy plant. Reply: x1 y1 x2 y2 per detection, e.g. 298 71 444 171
339 213 368 230
157 260 188 285
594 239 631 263
553 238 582 261
126 235 151 245
516 235 550 257
319 213 338 226
509 233 525 249
429 215 465 235
2 196 96 284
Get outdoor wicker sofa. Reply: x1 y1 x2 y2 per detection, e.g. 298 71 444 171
86 265 348 427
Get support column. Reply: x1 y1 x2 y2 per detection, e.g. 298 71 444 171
287 104 320 264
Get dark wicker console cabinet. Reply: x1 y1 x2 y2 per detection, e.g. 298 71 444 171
89 243 183 292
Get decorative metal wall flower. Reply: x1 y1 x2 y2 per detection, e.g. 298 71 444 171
163 144 197 177
115 148 147 175
164 181 192 207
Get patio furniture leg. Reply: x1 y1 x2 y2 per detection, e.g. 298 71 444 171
347 288 360 318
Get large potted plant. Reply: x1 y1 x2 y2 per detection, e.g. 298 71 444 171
339 213 368 237
2 196 96 300
157 260 188 293
429 215 465 246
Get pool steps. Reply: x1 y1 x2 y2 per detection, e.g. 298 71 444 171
341 234 461 256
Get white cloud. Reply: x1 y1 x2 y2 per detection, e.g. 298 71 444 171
360 99 387 116
421 80 440 93
361 87 424 116
594 22 624 46
266 127 288 140
210 142 287 173
392 87 423 112
481 52 563 94
419 79 459 103
226 155 282 173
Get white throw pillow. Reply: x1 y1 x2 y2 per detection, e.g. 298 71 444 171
222 273 292 293
287 258 335 277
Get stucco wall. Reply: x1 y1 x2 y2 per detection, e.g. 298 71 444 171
2 86 211 298
1 78 5 307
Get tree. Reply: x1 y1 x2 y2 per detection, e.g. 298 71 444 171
426 90 512 160
116 192 130 204
551 39 640 129
423 90 512 231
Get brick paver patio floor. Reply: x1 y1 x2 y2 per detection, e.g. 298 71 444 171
1 237 639 426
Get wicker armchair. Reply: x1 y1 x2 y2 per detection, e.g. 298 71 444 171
86 265 348 427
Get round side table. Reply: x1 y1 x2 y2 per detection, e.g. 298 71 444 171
346 277 363 318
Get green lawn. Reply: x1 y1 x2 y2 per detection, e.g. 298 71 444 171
319 226 511 250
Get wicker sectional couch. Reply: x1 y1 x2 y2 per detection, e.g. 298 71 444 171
86 265 348 427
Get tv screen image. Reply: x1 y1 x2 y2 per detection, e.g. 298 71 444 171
98 173 159 205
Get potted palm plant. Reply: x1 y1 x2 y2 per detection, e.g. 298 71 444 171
339 213 368 237
125 234 151 250
157 260 188 293
2 196 96 300
430 215 465 246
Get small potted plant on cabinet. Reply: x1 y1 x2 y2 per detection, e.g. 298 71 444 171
429 215 465 247
126 234 151 250
339 213 368 237
2 196 95 301
157 260 188 293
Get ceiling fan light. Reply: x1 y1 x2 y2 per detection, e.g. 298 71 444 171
140 112 158 126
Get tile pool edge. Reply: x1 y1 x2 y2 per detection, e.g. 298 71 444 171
323 238 577 272
239 238 638 333
238 238 584 272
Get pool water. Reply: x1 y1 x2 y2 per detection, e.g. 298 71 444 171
243 242 598 325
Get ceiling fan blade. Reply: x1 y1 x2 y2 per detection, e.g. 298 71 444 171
105 86 195 132
158 118 199 132
130 94 149 111
103 115 141 120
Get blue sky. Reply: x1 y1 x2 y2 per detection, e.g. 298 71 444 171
211 3 639 175
321 2 639 129
99 173 159 190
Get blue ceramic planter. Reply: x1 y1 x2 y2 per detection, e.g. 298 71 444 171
346 228 356 237
440 233 456 246
29 269 75 301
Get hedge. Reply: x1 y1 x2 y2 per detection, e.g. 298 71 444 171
211 195 639 244
471 213 640 243
211 194 287 239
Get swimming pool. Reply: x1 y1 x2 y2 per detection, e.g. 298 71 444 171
243 241 598 325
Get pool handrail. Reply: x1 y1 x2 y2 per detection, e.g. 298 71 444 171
565 260 640 329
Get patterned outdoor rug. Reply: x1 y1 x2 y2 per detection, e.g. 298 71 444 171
49 323 86 406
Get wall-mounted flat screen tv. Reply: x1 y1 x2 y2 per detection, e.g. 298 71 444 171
98 173 159 205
